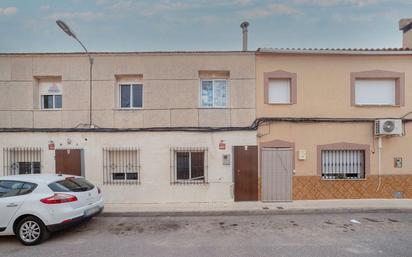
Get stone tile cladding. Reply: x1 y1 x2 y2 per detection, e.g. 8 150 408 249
292 175 412 199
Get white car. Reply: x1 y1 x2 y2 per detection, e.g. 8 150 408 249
0 174 104 245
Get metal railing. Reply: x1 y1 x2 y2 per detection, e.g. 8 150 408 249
102 147 140 185
2 147 42 176
321 150 365 179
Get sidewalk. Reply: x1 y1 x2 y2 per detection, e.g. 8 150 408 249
102 199 412 216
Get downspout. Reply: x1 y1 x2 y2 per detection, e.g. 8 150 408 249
376 137 382 192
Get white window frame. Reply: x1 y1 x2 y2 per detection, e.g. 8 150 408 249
39 81 62 110
118 82 144 109
199 79 229 108
41 95 62 110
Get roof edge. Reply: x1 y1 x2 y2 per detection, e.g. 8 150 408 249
257 48 412 55
0 50 255 57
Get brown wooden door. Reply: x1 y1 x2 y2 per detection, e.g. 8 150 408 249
55 149 82 176
234 146 258 201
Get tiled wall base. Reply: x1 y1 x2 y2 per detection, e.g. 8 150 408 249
293 175 412 200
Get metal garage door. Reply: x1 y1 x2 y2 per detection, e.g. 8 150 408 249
261 148 293 202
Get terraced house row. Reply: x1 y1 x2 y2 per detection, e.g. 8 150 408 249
0 19 411 203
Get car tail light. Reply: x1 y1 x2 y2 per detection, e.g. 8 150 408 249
97 187 101 194
40 193 78 204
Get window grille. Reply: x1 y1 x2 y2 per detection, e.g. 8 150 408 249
321 150 365 179
3 147 42 176
103 147 140 185
170 147 208 184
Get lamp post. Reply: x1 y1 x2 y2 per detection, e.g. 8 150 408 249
56 20 94 128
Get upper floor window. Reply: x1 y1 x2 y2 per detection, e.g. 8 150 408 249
39 81 62 110
355 79 396 105
264 70 297 105
200 79 228 108
119 83 143 108
351 70 405 106
268 79 291 104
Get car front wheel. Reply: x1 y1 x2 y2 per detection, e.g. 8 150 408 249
16 216 50 246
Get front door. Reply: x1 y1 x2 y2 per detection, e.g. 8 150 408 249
55 149 82 176
261 148 293 202
234 146 258 201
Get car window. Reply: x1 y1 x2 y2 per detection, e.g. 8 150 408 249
0 181 24 198
0 181 37 198
48 178 94 192
18 183 37 196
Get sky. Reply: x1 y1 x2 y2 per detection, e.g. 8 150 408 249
0 0 412 52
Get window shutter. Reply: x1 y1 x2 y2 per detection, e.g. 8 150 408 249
268 79 291 104
355 79 396 105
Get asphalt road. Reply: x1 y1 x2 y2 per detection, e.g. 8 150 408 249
1 212 412 257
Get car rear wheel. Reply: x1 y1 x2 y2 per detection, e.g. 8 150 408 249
16 216 50 246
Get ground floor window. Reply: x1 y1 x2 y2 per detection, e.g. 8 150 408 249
103 147 140 185
2 147 42 176
321 149 365 179
170 147 208 184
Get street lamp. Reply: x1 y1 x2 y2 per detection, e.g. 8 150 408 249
56 20 95 128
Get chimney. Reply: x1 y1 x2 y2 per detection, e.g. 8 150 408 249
399 18 412 49
240 21 249 51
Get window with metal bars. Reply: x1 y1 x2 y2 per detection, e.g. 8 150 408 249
2 148 42 176
102 147 140 185
170 147 208 184
321 150 365 179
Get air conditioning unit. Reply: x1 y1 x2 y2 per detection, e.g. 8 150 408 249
375 119 403 136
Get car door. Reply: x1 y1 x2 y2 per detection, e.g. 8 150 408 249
0 181 33 230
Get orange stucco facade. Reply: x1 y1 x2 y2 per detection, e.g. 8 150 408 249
256 52 412 199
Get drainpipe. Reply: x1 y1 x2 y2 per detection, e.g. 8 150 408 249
376 137 382 192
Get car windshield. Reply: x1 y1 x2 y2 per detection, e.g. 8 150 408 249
48 177 94 192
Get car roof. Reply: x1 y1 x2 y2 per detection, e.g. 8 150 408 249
0 174 81 184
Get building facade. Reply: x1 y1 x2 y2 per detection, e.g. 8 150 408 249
255 49 412 200
0 52 258 203
2 19 412 203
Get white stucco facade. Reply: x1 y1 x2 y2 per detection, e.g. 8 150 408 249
0 131 256 203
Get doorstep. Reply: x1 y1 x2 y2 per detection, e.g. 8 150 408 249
102 199 412 217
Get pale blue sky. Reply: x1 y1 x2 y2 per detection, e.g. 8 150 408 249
0 0 412 52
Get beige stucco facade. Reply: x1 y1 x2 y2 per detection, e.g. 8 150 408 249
2 49 412 202
0 52 257 203
256 52 412 199
256 54 412 118
0 52 255 128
